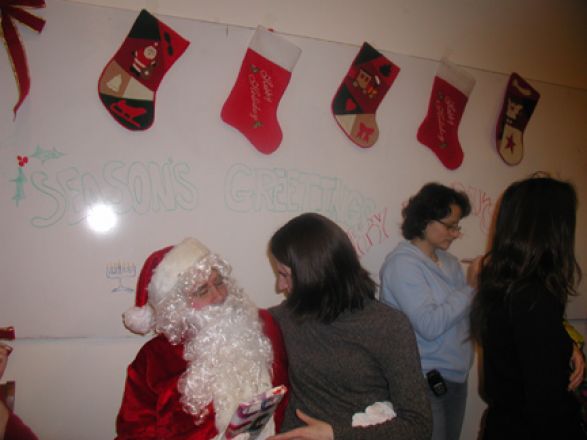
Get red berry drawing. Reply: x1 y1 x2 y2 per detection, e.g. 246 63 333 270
17 155 29 167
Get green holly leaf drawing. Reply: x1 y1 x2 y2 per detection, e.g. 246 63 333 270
11 167 27 206
31 145 65 163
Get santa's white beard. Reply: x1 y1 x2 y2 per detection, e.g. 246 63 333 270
176 290 274 434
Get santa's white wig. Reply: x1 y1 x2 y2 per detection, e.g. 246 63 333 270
123 237 214 335
122 237 274 434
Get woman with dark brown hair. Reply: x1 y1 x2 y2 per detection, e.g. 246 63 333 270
268 212 431 440
471 176 585 439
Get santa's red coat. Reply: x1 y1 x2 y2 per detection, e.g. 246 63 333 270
115 309 289 439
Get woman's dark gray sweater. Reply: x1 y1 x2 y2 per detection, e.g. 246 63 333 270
270 299 432 440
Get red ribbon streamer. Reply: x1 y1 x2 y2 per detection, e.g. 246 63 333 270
1 0 46 117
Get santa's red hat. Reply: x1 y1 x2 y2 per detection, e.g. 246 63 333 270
123 237 210 334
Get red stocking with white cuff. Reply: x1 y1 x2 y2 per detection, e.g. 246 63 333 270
221 26 301 155
416 60 475 170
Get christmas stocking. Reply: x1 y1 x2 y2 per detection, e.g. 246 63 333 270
417 60 475 170
221 26 301 155
495 72 540 166
98 9 189 131
332 42 400 148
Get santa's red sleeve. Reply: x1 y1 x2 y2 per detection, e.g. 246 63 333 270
4 412 39 440
115 335 218 440
115 345 159 438
258 309 290 432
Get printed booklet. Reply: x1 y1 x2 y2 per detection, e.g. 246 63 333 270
223 385 287 440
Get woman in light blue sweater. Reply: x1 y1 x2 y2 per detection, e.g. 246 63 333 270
379 183 481 440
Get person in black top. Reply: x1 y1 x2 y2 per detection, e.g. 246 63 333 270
471 175 586 439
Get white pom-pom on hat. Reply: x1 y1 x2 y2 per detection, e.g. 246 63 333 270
123 305 155 335
123 238 210 334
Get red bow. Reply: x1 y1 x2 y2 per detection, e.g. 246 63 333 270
1 0 46 117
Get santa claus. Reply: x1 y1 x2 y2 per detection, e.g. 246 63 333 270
115 238 288 439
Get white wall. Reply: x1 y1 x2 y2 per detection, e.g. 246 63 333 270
2 1 586 439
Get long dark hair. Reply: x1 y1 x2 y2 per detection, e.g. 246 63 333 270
401 183 471 240
269 212 376 323
471 176 581 341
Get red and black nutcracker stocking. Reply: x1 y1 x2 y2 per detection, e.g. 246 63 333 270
98 9 189 131
495 72 540 166
221 26 301 155
417 60 475 170
332 42 400 148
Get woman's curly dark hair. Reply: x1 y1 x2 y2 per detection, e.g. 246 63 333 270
401 183 471 240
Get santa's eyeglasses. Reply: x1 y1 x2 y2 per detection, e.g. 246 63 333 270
191 272 226 298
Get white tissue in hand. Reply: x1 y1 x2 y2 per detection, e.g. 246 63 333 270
352 401 397 427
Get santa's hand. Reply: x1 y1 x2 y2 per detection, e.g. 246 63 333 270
267 409 333 440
